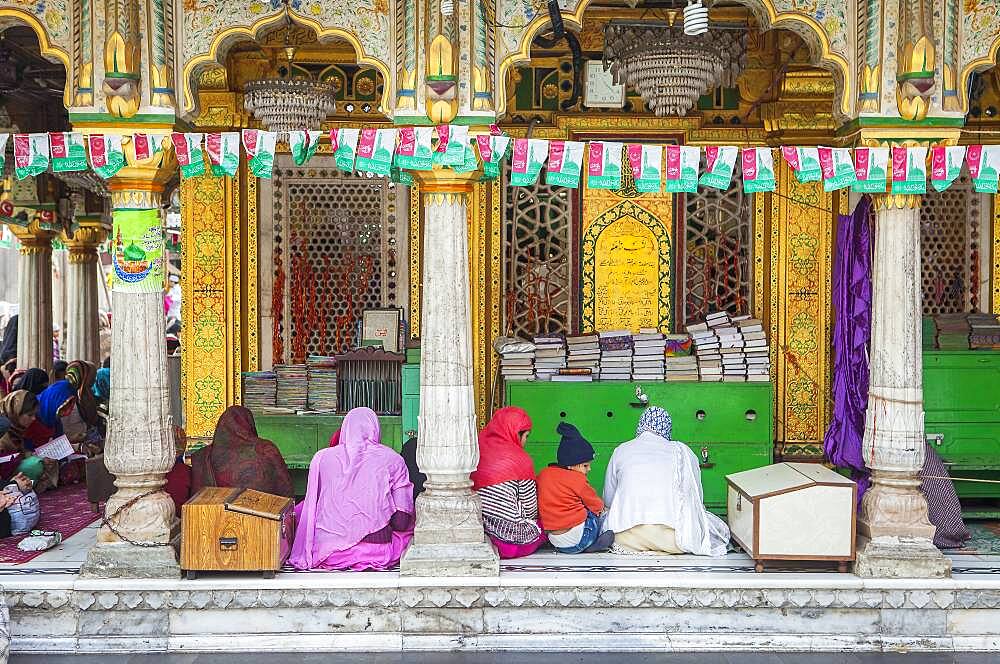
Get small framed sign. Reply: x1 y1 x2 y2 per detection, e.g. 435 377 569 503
584 60 625 109
362 307 403 353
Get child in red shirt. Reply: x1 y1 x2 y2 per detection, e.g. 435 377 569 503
537 422 614 553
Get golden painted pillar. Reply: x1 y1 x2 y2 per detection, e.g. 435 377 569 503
8 221 56 372
62 218 110 365
180 172 243 441
82 137 180 578
401 167 499 577
767 166 835 459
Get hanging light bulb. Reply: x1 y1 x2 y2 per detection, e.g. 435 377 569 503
683 0 710 36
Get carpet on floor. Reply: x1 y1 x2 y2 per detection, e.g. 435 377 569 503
0 481 99 564
950 521 1000 555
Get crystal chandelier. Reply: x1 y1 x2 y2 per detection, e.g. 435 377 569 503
603 16 746 117
243 0 335 132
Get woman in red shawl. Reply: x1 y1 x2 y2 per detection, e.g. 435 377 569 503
472 406 545 559
190 406 294 497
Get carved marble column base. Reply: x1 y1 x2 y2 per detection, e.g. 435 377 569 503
80 541 181 579
855 469 950 578
855 536 951 578
401 478 499 577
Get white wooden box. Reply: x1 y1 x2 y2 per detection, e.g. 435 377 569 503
726 462 856 572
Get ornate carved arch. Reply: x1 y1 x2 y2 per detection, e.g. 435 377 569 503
0 9 73 108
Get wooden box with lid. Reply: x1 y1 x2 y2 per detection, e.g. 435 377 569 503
180 487 295 579
726 462 856 572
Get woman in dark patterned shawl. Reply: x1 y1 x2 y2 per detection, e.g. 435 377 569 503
190 406 294 498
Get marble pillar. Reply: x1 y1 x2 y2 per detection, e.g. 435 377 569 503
400 169 499 577
62 221 108 365
10 221 55 372
855 194 951 578
81 157 180 578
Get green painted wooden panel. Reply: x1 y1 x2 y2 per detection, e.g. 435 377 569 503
506 382 774 514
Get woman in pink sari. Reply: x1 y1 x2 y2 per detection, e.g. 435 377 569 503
289 407 414 571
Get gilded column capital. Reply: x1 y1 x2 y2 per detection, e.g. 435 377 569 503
871 193 922 211
414 166 481 202
62 219 111 264
8 220 56 254
106 135 178 210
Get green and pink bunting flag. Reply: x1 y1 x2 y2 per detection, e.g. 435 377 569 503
476 134 511 180
452 137 480 174
206 132 240 177
133 133 165 161
242 130 277 178
435 125 468 167
587 141 624 190
664 145 699 193
510 138 549 186
355 128 396 176
627 144 662 193
288 130 322 166
699 146 738 190
741 147 775 193
930 146 967 192
851 147 889 193
395 127 434 170
818 147 856 191
966 145 1000 194
891 146 927 195
14 133 49 180
88 134 126 179
780 146 821 182
334 128 360 172
545 140 585 188
170 133 205 178
49 132 87 173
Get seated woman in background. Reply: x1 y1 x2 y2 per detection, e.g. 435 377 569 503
472 406 545 559
14 368 49 396
0 391 37 454
290 407 414 571
602 407 730 557
400 436 426 501
190 406 294 497
65 361 103 454
92 367 110 435
36 379 87 485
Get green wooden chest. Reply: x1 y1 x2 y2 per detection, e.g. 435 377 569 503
923 351 1000 506
505 381 774 514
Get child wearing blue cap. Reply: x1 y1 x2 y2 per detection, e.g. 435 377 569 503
536 422 614 553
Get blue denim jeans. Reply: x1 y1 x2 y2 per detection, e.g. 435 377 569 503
552 511 600 554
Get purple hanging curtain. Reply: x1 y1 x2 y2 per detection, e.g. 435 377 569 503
823 195 873 506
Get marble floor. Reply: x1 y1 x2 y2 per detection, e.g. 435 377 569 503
11 654 1000 663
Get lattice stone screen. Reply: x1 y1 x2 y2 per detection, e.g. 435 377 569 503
681 182 753 325
920 175 985 315
501 169 573 338
262 157 407 365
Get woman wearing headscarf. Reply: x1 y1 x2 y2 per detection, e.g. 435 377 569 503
92 367 110 431
290 407 414 571
0 316 17 366
190 406 294 498
14 368 49 396
472 406 545 559
602 407 730 557
0 390 40 451
36 380 75 438
64 361 104 453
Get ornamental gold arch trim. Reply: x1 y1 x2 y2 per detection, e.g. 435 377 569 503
959 35 1000 116
180 12 393 116
0 9 72 108
495 0 852 118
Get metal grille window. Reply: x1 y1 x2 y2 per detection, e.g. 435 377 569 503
682 182 753 325
920 175 983 315
501 169 573 338
272 165 404 361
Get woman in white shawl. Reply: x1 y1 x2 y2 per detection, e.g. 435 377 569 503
602 407 730 556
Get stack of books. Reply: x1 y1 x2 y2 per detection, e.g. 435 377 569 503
664 356 699 381
497 338 535 382
533 335 567 381
599 330 633 381
715 315 748 382
969 313 1000 350
306 355 338 411
565 334 601 375
631 329 666 380
274 364 308 410
241 371 277 410
687 320 722 382
935 314 971 350
737 317 771 382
